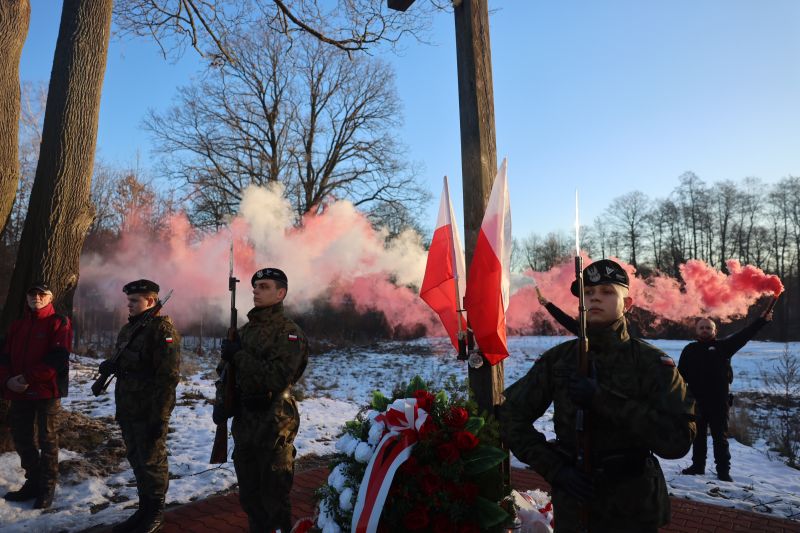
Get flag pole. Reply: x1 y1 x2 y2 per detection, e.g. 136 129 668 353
444 176 469 360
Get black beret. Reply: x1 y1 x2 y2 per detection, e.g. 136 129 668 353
123 279 160 295
571 259 629 296
27 281 52 295
251 267 288 287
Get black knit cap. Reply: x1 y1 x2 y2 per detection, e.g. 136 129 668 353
123 279 160 295
571 259 629 296
251 267 288 287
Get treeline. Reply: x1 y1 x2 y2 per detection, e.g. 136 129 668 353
517 171 799 340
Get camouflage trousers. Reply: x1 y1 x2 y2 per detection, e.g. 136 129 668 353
118 418 170 499
8 398 60 490
233 443 295 533
551 456 668 532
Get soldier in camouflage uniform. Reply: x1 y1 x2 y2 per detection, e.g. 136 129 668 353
500 259 696 533
101 280 180 533
218 267 308 533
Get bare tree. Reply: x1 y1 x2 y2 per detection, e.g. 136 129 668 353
1 0 113 331
0 0 30 235
590 218 611 261
713 180 740 273
675 171 709 261
760 345 800 468
113 0 436 57
519 231 571 272
607 190 649 268
733 177 764 265
147 31 426 228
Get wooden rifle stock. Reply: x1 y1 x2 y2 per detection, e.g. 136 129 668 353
210 262 239 464
209 357 235 464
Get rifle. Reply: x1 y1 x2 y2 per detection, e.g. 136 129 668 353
210 243 239 464
574 192 591 530
91 290 173 397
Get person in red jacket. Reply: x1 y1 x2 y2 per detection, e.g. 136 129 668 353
0 282 72 509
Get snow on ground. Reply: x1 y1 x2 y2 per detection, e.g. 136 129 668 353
1 337 798 532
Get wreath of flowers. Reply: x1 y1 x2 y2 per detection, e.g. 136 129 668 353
312 376 510 532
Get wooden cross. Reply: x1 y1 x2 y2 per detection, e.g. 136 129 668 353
389 0 503 418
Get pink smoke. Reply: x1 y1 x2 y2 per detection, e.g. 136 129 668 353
506 256 782 333
78 185 436 333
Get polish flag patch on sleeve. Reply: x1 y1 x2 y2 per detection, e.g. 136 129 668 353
288 334 298 342
165 337 174 344
660 355 675 367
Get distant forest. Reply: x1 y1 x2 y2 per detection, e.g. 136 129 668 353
516 171 799 341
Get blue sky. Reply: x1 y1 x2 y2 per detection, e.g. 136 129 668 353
19 1 800 239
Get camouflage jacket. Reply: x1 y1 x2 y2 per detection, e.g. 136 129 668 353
230 302 308 450
113 313 180 422
500 317 696 529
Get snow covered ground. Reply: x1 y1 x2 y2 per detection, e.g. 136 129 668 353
1 336 798 532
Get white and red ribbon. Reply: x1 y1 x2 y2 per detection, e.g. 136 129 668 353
351 399 428 533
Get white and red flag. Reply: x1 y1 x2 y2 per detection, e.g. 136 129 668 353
464 158 512 365
420 176 467 351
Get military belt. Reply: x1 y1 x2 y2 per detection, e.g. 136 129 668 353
117 370 153 380
240 392 273 411
592 447 651 481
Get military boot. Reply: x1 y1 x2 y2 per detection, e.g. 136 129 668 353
717 470 733 482
33 485 55 509
681 464 704 475
132 497 165 533
112 497 148 533
3 480 39 502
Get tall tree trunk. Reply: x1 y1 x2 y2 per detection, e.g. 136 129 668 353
0 0 30 236
0 0 112 331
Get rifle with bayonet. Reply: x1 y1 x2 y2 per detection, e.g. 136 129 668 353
574 192 591 530
210 244 239 464
91 290 173 397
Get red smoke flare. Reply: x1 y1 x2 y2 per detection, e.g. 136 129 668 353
506 257 783 334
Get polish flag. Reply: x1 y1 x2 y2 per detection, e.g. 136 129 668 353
420 176 467 352
465 159 512 365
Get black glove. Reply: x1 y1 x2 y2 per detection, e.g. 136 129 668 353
99 359 118 375
553 465 593 503
220 338 242 362
212 402 228 425
568 374 599 408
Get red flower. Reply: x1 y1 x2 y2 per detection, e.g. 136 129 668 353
399 455 421 476
417 418 437 440
403 505 430 530
436 442 461 463
414 389 435 412
432 514 457 533
419 472 443 495
291 518 314 533
454 430 479 451
458 482 479 503
444 406 469 428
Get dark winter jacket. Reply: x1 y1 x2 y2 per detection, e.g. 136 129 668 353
678 317 767 409
0 303 72 400
500 317 695 531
